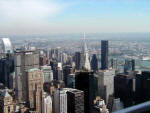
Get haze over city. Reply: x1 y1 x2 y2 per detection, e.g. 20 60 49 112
0 0 150 34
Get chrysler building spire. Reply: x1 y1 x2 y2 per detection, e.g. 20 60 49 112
80 33 91 71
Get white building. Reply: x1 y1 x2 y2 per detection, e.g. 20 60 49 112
57 62 62 70
98 69 115 104
1 38 13 53
53 88 72 113
42 92 53 113
41 66 53 83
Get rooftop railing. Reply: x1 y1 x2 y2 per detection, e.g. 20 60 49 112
113 101 150 113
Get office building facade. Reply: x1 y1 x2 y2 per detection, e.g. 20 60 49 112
75 71 94 113
41 65 53 83
14 49 39 102
67 89 84 113
26 68 43 113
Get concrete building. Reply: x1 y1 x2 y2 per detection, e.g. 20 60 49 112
9 72 15 89
26 68 43 113
97 69 115 104
14 49 39 102
111 98 124 112
62 53 68 64
0 90 14 113
41 66 53 83
53 88 67 113
40 56 47 66
42 92 53 113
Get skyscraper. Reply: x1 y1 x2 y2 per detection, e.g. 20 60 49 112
114 73 135 107
141 71 150 102
52 62 63 81
63 65 74 85
91 54 98 71
14 49 39 102
41 65 53 83
26 68 43 113
53 89 67 113
40 56 47 66
56 62 63 81
80 33 91 71
101 40 108 70
111 58 117 69
74 52 81 70
124 59 134 73
42 92 53 113
67 89 84 113
1 38 13 53
67 74 75 88
0 53 14 88
75 71 94 113
97 69 115 104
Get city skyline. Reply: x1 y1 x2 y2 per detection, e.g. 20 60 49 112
0 0 150 34
1 36 150 112
1 1 150 112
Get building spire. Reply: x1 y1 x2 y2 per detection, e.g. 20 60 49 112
84 32 85 41
80 33 91 71
82 32 88 53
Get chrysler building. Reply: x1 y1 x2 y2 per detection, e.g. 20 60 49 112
80 33 91 71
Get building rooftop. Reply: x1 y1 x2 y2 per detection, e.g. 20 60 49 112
66 88 84 94
1 90 11 97
28 68 40 72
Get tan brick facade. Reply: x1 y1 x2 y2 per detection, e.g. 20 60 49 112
0 90 14 113
26 68 43 113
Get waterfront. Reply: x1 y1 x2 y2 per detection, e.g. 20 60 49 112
140 60 150 71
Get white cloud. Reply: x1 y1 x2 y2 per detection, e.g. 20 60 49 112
0 0 66 34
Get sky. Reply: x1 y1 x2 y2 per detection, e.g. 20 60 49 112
0 0 150 34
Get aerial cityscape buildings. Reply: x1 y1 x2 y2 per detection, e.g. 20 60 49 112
0 0 150 113
0 34 150 113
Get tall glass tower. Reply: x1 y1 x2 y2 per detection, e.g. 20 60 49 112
101 40 108 70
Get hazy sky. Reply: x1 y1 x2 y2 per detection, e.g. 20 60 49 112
0 0 150 34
